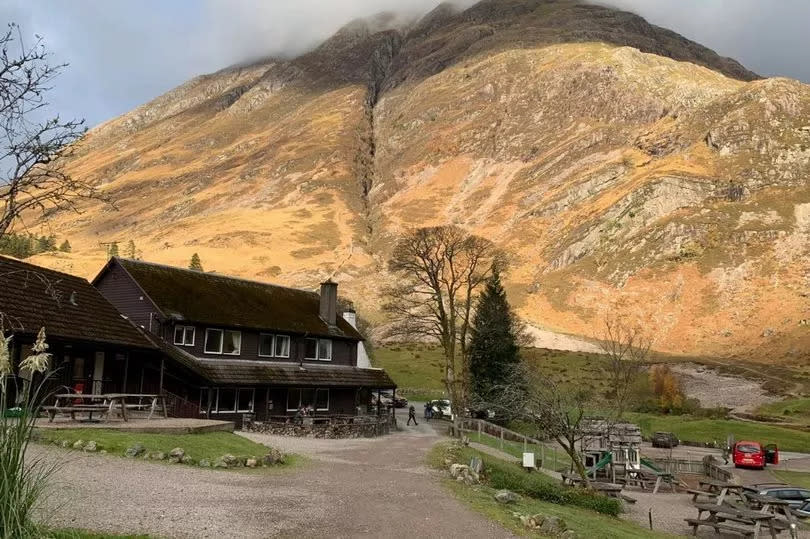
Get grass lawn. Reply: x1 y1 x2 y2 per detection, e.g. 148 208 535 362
770 470 810 489
428 443 671 538
757 398 810 424
373 344 446 401
36 429 291 467
626 412 810 452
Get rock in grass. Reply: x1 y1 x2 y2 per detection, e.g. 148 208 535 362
181 455 193 465
221 454 238 466
168 457 180 464
169 447 185 459
59 440 70 448
262 448 285 466
494 490 519 504
149 451 166 460
539 516 566 535
72 440 85 450
245 458 258 468
198 459 211 468
213 458 228 469
83 441 98 452
125 443 145 458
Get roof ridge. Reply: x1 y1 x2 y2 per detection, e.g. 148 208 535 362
0 255 87 283
115 257 321 296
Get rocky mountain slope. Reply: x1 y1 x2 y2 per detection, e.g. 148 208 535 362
29 0 810 361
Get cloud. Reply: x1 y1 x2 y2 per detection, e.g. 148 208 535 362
0 0 806 128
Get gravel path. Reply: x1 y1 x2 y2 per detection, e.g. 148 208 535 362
36 412 514 538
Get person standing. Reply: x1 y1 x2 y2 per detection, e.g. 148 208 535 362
407 404 418 426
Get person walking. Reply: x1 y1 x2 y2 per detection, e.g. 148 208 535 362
424 401 432 421
407 404 418 426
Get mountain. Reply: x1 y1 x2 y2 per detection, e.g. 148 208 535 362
29 0 810 362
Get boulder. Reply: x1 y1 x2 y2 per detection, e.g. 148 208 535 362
125 443 145 458
150 451 166 460
168 457 181 464
539 516 566 535
245 458 258 468
59 440 70 448
262 448 285 466
449 463 468 478
181 455 193 465
198 459 211 467
99 450 108 455
221 454 238 466
213 458 229 469
494 490 519 504
169 447 185 459
83 441 98 452
531 514 546 527
72 440 85 450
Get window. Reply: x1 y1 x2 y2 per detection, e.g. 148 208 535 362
204 329 223 354
274 335 290 358
204 329 241 355
258 334 274 357
315 389 329 411
286 387 329 412
223 330 241 355
305 338 332 361
237 389 255 412
200 387 255 414
304 338 318 360
217 388 237 413
317 339 332 361
173 325 195 346
259 334 290 358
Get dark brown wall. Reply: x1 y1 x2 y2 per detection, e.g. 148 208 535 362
172 322 358 366
197 386 359 423
95 263 162 331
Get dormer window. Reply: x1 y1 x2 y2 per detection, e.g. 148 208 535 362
204 328 241 355
259 334 290 358
173 326 195 346
305 338 332 361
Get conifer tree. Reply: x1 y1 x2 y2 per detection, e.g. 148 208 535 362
468 268 524 410
107 242 119 258
58 239 71 253
189 253 203 272
125 240 136 259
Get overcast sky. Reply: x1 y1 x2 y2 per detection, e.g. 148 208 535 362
1 0 808 128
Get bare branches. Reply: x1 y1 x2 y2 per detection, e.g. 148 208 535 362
383 225 502 422
0 23 110 239
599 315 652 418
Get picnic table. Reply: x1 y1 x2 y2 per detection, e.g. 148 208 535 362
560 474 636 503
699 479 746 505
742 492 797 536
44 393 167 423
687 502 780 538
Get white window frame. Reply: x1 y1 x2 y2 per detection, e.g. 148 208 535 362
222 330 242 356
317 339 332 362
258 333 274 358
236 388 255 413
274 335 290 358
286 388 301 412
305 338 332 361
174 325 195 346
204 329 224 354
315 388 329 411
216 388 237 413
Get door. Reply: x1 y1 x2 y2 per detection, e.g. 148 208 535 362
92 352 105 394
764 443 779 465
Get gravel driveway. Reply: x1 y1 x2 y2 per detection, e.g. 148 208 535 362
36 414 514 538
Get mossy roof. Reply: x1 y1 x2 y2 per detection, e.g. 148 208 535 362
99 258 362 340
0 256 156 349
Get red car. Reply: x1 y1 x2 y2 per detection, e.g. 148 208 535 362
733 441 779 469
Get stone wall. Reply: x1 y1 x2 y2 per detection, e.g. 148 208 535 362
245 415 392 439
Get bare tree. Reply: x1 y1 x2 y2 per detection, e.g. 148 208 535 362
599 316 651 418
384 225 502 430
481 366 596 487
0 23 107 239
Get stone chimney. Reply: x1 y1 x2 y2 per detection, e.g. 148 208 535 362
319 280 338 326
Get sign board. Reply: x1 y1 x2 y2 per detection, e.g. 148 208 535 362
522 452 536 469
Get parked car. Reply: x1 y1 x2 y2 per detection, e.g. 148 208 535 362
793 500 810 519
430 399 453 420
733 440 779 469
745 484 810 512
651 431 679 448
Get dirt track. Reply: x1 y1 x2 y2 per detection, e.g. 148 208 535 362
36 413 514 538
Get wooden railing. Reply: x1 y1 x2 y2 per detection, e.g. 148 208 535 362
162 390 199 419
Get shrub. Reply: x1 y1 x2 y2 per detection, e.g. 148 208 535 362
480 452 621 516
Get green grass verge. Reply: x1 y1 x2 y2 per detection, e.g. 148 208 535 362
770 470 810 489
625 412 810 452
35 429 290 468
757 398 810 423
428 442 671 537
468 430 572 472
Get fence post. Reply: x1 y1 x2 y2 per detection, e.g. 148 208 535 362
541 444 545 469
523 436 527 453
500 427 504 450
478 420 482 442
553 448 558 471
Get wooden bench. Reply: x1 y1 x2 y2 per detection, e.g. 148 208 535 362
686 488 718 502
43 404 110 421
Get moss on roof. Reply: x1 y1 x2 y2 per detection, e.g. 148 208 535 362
107 258 362 340
0 256 155 349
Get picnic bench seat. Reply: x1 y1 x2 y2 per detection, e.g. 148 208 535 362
43 404 110 421
686 488 718 502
